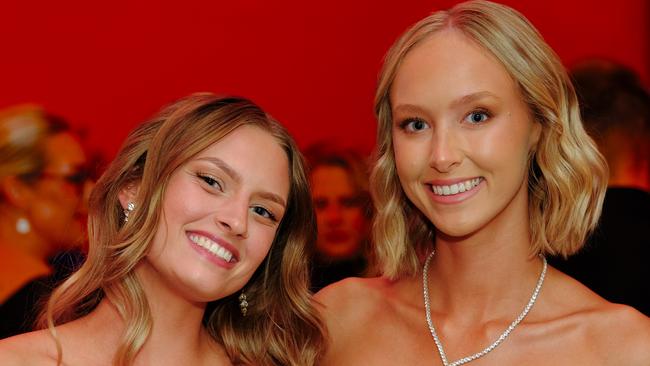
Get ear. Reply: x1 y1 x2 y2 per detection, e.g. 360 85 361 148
0 176 34 209
118 182 140 210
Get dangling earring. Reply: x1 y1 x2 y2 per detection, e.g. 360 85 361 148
123 202 135 222
238 292 249 316
16 217 30 234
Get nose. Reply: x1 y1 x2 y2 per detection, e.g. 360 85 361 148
324 203 344 226
429 126 462 173
214 197 249 238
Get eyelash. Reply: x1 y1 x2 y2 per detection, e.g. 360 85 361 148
398 108 492 131
398 117 429 133
197 172 278 222
197 172 223 191
464 108 491 124
252 206 277 222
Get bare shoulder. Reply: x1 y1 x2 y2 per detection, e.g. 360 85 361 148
315 276 389 306
587 303 650 365
0 329 57 365
314 276 394 325
314 276 398 364
545 268 650 365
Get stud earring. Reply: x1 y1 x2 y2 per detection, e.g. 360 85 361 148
123 202 135 222
238 292 248 316
16 217 30 234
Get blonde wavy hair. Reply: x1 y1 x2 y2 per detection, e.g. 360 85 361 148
38 94 324 365
371 0 608 279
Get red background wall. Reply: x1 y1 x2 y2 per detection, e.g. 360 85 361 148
1 0 647 159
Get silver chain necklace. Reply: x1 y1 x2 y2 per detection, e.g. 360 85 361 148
422 251 547 366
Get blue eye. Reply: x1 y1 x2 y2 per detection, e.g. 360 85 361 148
252 206 277 222
465 110 490 124
400 118 430 132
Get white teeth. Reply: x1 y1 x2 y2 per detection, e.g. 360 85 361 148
189 234 234 262
431 178 482 196
450 184 459 194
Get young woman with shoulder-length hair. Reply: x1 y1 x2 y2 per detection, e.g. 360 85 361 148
0 94 324 365
317 1 650 365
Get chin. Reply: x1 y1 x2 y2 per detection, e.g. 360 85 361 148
430 215 486 240
183 284 236 303
173 271 239 302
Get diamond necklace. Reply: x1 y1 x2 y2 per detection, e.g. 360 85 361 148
422 251 547 366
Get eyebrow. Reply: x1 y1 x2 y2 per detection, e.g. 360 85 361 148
196 157 287 208
258 191 287 209
197 157 242 184
449 91 500 109
392 103 427 116
392 91 500 116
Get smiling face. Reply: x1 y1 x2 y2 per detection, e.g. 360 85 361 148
390 30 541 238
141 125 290 303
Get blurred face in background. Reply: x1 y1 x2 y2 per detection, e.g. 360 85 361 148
26 131 89 253
311 165 368 260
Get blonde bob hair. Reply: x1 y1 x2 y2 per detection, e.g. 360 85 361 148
371 0 607 279
39 94 324 365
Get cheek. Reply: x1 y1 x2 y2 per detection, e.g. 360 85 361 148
472 119 532 168
392 138 410 178
247 227 277 265
343 208 366 230
393 136 427 186
148 213 170 260
163 179 211 226
315 209 327 226
393 151 413 196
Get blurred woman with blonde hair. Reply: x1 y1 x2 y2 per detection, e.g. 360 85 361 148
0 106 89 338
317 1 650 365
0 94 324 365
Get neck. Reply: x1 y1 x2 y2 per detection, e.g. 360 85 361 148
83 263 228 365
133 261 226 365
427 241 543 323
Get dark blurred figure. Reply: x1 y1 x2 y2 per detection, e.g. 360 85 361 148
550 60 650 315
0 105 90 338
305 143 372 292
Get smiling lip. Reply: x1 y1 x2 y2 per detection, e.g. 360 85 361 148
426 177 484 204
186 230 240 268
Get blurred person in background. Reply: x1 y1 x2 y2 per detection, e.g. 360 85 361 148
305 142 372 291
0 105 90 338
550 60 650 315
